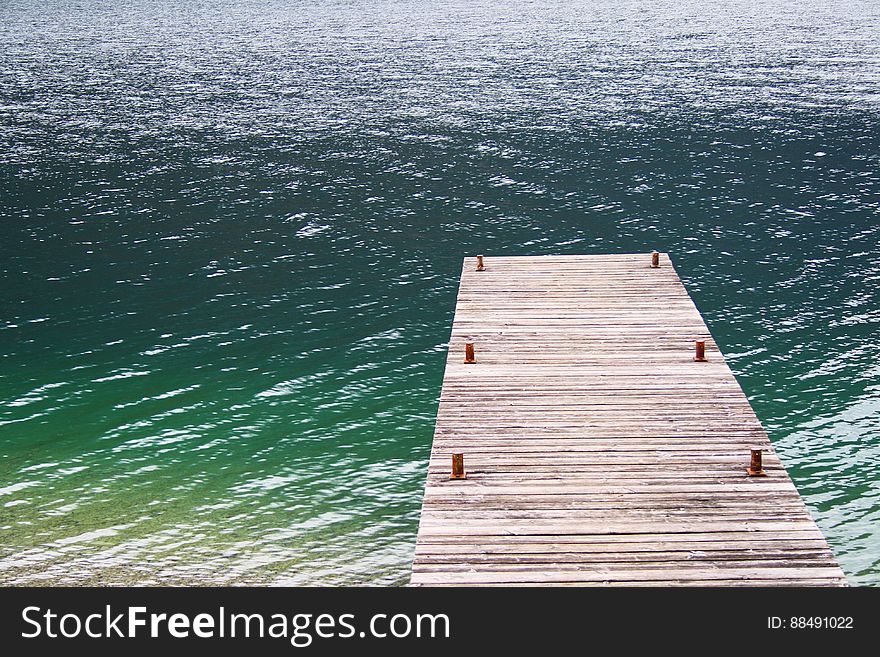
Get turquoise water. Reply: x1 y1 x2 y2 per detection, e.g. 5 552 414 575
1 0 879 585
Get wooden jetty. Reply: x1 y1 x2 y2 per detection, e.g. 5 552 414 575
410 253 846 586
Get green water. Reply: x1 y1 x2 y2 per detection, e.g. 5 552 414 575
1 0 879 585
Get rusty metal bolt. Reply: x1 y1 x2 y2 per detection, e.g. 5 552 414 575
450 453 467 480
747 448 767 477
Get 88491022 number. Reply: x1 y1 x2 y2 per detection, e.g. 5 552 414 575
789 617 853 629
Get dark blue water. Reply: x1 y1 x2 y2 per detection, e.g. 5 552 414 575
1 0 879 585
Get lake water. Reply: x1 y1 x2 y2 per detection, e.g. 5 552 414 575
1 0 879 585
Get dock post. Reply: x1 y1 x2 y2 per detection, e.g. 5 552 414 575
748 448 767 476
476 255 485 271
450 453 467 480
650 251 660 268
694 340 707 362
464 342 476 364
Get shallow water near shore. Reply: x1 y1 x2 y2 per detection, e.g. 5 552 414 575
1 0 879 585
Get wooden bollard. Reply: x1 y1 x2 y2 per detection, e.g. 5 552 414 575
747 448 767 477
650 251 660 268
450 453 467 480
464 342 475 364
476 255 485 271
694 340 707 362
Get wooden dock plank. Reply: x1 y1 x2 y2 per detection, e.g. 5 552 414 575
410 254 846 586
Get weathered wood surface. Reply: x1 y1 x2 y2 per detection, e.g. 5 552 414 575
411 254 846 586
